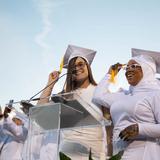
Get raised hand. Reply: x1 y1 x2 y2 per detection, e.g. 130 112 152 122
108 63 124 75
47 71 60 88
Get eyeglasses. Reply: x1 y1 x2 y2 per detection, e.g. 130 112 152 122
73 62 86 69
124 64 141 70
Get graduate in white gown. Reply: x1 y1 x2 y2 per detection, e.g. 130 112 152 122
37 45 107 159
0 106 28 160
92 48 160 160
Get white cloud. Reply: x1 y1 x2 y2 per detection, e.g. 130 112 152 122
33 0 66 53
34 0 54 51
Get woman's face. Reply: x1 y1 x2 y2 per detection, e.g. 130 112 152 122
125 60 143 86
72 57 89 82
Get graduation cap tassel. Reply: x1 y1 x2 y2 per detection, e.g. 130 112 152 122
110 69 116 83
109 63 126 83
59 57 64 74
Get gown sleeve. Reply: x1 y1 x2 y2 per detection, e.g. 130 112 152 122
3 117 28 142
92 73 123 108
138 91 160 138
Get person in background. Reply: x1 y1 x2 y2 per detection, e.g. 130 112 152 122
92 48 160 160
0 104 28 160
37 45 108 159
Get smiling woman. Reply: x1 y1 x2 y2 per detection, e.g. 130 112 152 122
36 44 107 159
125 60 143 86
92 48 160 160
65 57 96 92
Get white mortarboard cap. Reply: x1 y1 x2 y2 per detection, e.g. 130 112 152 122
63 45 96 68
132 48 160 73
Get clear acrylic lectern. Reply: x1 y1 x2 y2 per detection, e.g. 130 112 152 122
23 93 111 160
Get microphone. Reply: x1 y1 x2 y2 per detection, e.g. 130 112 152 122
20 100 34 115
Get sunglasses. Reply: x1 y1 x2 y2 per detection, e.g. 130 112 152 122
124 64 141 70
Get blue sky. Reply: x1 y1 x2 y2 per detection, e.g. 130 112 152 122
0 0 160 108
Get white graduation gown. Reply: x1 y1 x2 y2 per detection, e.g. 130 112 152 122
61 84 107 159
93 74 160 160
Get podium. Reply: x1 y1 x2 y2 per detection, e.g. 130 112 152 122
23 93 111 160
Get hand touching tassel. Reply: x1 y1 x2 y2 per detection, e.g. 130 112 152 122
108 63 126 83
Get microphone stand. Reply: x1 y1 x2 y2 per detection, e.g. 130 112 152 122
34 69 78 103
28 72 68 102
6 73 68 106
5 68 80 106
